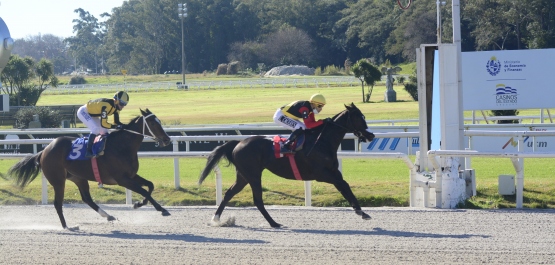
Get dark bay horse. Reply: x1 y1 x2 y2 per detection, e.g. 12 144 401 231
7 108 172 230
199 103 375 228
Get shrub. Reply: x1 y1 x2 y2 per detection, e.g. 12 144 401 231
314 67 322 76
323 65 342 75
490 110 520 124
396 76 406 84
403 83 418 101
69 75 86 84
227 61 240 75
216 64 227 75
14 106 63 128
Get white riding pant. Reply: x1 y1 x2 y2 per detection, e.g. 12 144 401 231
77 105 109 135
273 108 306 131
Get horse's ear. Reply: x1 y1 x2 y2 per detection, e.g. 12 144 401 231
350 102 356 108
140 108 146 116
344 104 352 110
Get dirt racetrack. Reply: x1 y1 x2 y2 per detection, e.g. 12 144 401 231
1 204 554 264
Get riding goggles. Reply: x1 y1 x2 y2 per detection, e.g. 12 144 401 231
118 99 128 107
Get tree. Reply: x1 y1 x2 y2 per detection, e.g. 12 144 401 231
262 28 315 67
351 59 382 103
12 34 72 74
65 8 105 73
1 55 57 106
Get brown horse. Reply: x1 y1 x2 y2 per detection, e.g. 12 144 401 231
199 103 375 228
7 108 172 230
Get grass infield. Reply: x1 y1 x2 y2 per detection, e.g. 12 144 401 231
1 75 554 208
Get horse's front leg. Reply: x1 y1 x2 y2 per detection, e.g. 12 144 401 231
333 179 371 220
116 176 170 216
131 174 154 209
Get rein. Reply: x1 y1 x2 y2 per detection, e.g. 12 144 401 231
328 112 366 139
122 113 159 141
306 111 364 156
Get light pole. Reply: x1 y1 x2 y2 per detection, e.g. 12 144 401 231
178 3 187 89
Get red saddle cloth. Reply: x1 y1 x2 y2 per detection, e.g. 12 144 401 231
272 135 302 180
273 135 288 158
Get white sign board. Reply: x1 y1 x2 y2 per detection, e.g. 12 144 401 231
361 126 555 154
361 127 419 155
464 127 555 153
462 48 555 110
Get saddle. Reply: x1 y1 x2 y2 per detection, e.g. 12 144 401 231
273 133 305 157
67 135 108 161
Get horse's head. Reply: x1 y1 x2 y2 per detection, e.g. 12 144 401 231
339 103 375 143
132 108 172 147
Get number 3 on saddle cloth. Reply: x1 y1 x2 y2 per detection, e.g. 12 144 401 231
67 134 108 161
272 133 305 158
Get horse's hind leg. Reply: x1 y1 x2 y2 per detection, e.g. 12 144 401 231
212 174 248 224
247 174 282 228
68 176 115 222
50 180 69 229
116 176 170 216
129 174 154 209
41 165 71 230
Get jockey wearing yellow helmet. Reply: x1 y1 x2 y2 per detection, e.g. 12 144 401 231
273 93 331 153
77 91 129 158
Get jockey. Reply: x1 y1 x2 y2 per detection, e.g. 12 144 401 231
77 91 129 158
273 93 330 153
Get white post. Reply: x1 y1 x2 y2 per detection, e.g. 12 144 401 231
173 140 180 189
304 181 312 206
215 165 222 206
41 174 48 204
126 189 132 204
516 136 524 208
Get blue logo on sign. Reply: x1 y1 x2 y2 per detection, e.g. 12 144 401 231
495 84 517 105
495 84 517 95
366 138 401 151
486 56 501 76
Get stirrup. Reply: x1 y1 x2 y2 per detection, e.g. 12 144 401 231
280 145 295 154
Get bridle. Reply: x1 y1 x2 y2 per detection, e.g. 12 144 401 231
122 113 161 141
327 111 368 142
307 110 368 156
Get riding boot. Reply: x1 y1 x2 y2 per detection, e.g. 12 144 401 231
281 129 303 153
85 134 96 158
96 135 107 156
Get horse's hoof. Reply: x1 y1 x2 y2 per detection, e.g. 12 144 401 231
161 210 171 216
133 202 142 209
361 213 371 220
270 223 283 228
66 226 80 231
107 216 116 221
356 210 372 220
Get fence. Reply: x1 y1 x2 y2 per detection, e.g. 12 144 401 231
3 127 555 208
0 132 415 206
41 77 360 95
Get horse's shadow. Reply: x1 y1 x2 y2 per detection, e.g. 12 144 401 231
0 188 35 203
245 227 490 239
67 230 268 244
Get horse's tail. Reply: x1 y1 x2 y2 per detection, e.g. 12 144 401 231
7 151 43 188
198 140 240 185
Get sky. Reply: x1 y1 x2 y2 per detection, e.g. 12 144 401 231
0 0 126 39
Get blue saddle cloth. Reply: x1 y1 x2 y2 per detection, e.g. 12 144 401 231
67 135 105 160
